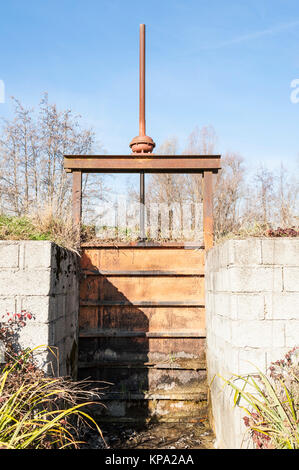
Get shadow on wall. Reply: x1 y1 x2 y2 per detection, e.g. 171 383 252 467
78 258 150 424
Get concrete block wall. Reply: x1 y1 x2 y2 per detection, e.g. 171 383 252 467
205 238 299 449
0 241 79 377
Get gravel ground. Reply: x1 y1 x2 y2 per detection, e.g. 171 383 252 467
79 420 215 449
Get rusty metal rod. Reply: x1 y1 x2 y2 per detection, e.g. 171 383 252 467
140 170 145 240
139 24 146 137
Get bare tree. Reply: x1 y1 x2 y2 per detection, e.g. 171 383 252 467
0 94 97 218
213 152 245 237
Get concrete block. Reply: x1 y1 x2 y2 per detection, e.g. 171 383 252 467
233 239 262 266
230 294 265 320
214 268 231 292
21 296 51 323
264 293 299 320
0 242 19 268
212 315 232 342
0 297 16 315
262 238 299 266
218 240 235 267
283 267 299 292
237 348 267 375
17 322 50 350
0 270 52 296
231 320 285 348
285 321 299 347
24 241 53 269
212 292 232 318
229 266 283 293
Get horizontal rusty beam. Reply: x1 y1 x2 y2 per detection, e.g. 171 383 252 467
79 300 205 307
81 269 205 276
79 329 206 338
80 242 205 249
82 391 207 401
77 360 206 370
64 154 221 173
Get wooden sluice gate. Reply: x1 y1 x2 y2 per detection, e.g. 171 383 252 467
63 24 221 422
78 242 207 422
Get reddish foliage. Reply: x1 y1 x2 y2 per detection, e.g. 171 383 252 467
266 227 299 237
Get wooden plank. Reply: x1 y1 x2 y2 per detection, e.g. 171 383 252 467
79 306 205 332
78 336 206 364
81 269 204 276
77 359 207 370
64 154 221 173
79 300 205 307
80 276 205 303
78 329 206 338
78 337 206 367
81 242 205 248
77 364 206 392
81 247 205 271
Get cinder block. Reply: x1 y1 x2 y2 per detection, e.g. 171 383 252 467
206 245 219 271
0 270 52 296
213 292 232 318
231 320 285 348
0 242 19 268
233 239 262 266
229 266 283 293
285 321 299 347
16 322 50 349
21 296 51 323
214 268 231 292
264 293 299 320
283 267 299 292
24 241 53 269
262 239 299 266
230 294 265 320
212 315 232 342
218 240 235 268
0 297 16 315
237 348 267 375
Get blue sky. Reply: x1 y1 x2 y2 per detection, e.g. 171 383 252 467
1 0 299 174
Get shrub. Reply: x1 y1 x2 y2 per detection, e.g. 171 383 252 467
222 348 299 449
0 317 106 449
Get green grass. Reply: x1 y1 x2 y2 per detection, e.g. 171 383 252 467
0 215 52 241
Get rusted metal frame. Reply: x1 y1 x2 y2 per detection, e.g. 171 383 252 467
80 242 205 248
140 170 145 240
79 330 206 338
72 170 82 236
80 300 205 307
64 155 221 173
81 269 205 276
139 24 146 138
203 170 214 250
77 362 206 370
129 24 155 153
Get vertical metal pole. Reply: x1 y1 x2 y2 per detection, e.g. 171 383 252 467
203 171 214 250
72 170 82 243
140 171 145 240
139 24 146 137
